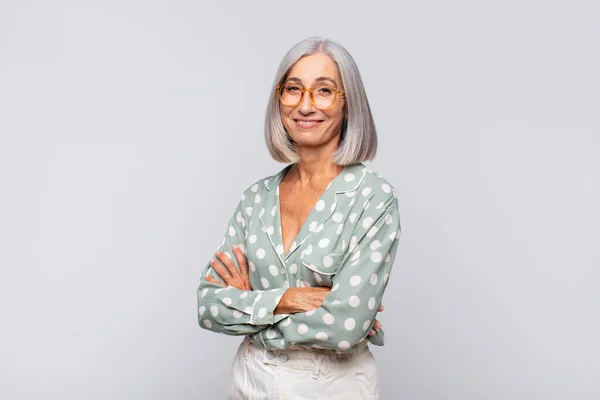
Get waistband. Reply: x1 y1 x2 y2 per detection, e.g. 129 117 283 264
241 336 371 380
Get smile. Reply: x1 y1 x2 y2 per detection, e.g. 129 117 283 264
294 119 324 128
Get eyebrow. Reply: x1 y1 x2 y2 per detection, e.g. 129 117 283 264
286 76 339 88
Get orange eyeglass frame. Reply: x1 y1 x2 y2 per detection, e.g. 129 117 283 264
275 83 345 110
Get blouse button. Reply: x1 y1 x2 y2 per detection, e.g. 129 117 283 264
266 350 275 360
280 269 287 275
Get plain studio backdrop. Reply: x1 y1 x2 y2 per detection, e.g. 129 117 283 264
1 1 599 399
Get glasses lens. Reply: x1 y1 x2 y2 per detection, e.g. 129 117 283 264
279 83 302 106
313 86 336 109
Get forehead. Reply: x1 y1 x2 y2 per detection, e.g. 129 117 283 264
286 53 341 84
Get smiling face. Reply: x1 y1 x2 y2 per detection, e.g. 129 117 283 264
280 52 346 150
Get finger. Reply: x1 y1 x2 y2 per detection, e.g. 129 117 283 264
378 305 384 312
369 329 376 336
204 274 226 287
373 320 382 330
210 259 231 283
232 246 249 277
215 251 240 278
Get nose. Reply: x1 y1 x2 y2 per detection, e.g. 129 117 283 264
297 89 316 114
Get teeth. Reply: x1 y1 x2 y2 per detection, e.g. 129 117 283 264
297 120 321 125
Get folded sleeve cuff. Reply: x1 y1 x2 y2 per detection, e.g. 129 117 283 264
250 288 288 325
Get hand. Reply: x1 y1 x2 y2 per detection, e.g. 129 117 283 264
274 287 332 315
369 304 384 336
205 245 253 291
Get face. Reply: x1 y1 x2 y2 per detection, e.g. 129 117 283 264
279 52 346 149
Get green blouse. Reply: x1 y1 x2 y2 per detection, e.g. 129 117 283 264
197 162 401 353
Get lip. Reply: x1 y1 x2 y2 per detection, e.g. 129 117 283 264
293 118 324 129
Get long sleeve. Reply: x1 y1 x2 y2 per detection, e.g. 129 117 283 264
196 196 288 336
256 191 401 351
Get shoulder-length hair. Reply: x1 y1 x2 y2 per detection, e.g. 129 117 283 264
264 37 377 165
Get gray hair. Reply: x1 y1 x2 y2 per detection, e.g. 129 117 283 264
264 37 377 165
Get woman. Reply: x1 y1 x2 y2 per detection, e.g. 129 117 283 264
197 37 401 399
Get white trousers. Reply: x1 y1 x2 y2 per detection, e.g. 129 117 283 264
227 336 380 399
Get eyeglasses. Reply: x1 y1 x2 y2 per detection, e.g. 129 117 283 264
275 82 344 110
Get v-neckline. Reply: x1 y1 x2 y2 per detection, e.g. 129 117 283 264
275 164 348 259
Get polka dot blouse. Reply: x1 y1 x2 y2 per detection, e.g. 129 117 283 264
197 162 401 353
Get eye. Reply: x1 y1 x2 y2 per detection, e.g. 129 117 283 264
315 86 334 96
283 83 302 93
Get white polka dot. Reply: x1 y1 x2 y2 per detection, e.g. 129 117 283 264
233 310 243 319
236 212 243 223
309 221 318 231
338 341 351 350
228 226 236 236
223 297 232 306
349 213 357 223
210 306 218 317
384 273 390 283
330 203 335 212
349 198 356 206
376 202 384 210
385 214 393 225
351 250 361 261
203 319 212 328
363 200 370 210
315 200 325 211
254 194 261 203
251 184 258 192
332 212 343 223
271 205 277 216
315 223 324 232
323 313 335 324
256 248 266 259
240 291 248 298
382 184 391 193
282 318 291 327
304 245 313 255
269 265 279 276
198 306 205 316
215 288 224 294
370 273 378 285
244 306 251 313
345 191 356 197
336 224 344 235
367 226 379 238
389 231 396 241
289 263 298 274
370 240 381 250
371 251 382 262
266 329 277 339
350 275 361 286
362 217 373 229
258 308 267 318
344 318 356 330
368 297 376 310
300 280 310 287
313 272 323 282
349 296 360 307
248 261 256 272
259 208 265 218
344 173 355 182
323 256 333 268
249 235 257 244
280 339 285 345
332 282 339 292
316 332 328 341
297 324 309 334
266 226 274 235
318 238 330 248
245 207 253 216
363 320 371 331
362 187 372 196
261 277 270 288
276 244 284 254
201 288 208 297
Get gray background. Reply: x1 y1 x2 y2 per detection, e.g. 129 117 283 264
1 1 599 399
